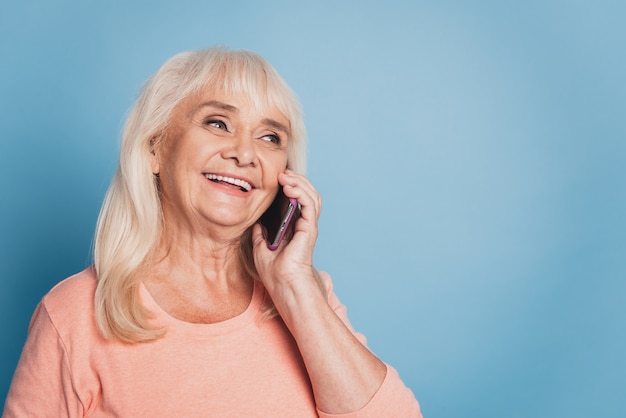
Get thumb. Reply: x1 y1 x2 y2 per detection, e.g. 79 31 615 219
251 223 269 252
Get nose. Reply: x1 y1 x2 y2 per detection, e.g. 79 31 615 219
222 135 258 167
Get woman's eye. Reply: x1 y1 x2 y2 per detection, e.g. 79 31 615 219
205 119 227 130
261 134 281 145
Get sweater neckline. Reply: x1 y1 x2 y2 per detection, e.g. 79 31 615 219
139 279 264 337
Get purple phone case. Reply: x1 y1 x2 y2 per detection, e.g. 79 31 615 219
267 198 298 251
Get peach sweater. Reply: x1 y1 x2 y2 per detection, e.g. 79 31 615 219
4 268 421 417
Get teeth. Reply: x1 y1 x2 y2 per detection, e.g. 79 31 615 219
204 174 252 192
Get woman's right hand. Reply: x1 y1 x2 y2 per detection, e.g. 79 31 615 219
251 170 323 297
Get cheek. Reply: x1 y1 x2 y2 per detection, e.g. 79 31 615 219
161 138 204 176
272 151 289 172
260 148 288 177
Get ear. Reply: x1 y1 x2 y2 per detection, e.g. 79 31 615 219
149 136 160 175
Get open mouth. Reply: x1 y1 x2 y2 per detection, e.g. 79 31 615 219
204 174 252 192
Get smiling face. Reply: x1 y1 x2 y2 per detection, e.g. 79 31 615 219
151 88 290 241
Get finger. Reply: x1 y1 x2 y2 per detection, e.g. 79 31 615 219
279 173 322 219
289 174 322 215
282 185 319 227
280 171 317 197
283 184 319 223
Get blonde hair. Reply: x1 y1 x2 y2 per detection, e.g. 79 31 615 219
94 47 307 342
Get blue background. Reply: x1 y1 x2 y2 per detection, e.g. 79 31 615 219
1 1 624 416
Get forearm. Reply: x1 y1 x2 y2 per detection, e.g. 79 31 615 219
270 275 387 415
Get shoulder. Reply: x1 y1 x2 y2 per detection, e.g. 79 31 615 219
316 270 344 312
315 268 370 347
314 270 338 306
315 270 334 295
39 267 98 334
44 266 97 309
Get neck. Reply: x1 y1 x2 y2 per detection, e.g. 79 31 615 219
142 227 255 324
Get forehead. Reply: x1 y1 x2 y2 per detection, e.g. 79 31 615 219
179 86 291 128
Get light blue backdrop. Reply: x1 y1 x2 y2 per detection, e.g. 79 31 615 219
1 1 624 416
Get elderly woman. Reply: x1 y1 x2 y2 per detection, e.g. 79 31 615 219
4 48 422 417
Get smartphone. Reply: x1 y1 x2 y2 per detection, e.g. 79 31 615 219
260 189 300 251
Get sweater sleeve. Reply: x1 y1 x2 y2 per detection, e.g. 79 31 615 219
315 271 423 418
3 302 85 418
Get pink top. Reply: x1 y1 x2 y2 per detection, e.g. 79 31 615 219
4 267 422 417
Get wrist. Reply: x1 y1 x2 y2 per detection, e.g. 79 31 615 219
266 270 327 321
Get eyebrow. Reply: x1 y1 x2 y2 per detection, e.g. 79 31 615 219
194 100 239 114
262 118 291 137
